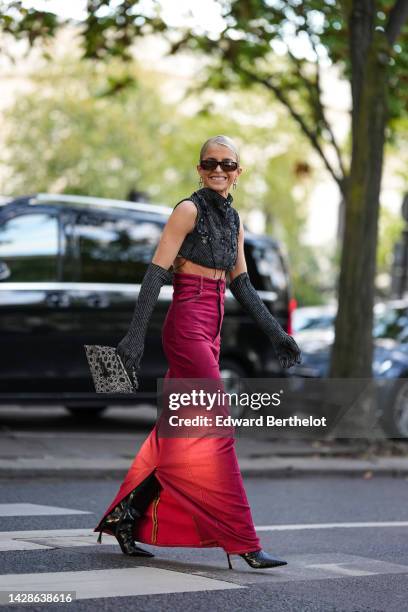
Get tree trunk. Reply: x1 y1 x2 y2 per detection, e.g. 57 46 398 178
329 28 389 378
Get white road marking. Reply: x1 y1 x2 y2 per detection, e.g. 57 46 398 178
0 540 52 552
0 532 407 592
0 568 242 602
197 554 408 583
300 554 408 580
0 504 90 517
1 521 408 552
306 563 377 577
0 529 114 552
256 521 408 531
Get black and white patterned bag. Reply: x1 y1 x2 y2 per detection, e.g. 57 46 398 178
83 345 138 393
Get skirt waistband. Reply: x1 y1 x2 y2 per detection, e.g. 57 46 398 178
173 271 226 291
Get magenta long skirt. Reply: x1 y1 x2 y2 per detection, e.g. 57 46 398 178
94 271 261 554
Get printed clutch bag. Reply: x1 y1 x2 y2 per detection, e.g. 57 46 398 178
83 345 139 393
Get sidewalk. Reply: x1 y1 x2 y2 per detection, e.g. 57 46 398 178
1 426 407 478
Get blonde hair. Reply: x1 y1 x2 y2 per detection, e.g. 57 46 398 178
200 135 240 164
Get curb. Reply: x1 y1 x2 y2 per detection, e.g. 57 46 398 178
1 457 408 479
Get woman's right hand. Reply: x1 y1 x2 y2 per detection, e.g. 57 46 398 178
116 340 140 390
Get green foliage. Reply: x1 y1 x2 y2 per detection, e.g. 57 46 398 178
377 204 404 274
1 3 406 190
0 56 310 206
291 245 331 307
3 59 282 205
1 60 182 200
262 154 329 306
1 2 406 133
0 1 60 51
388 116 408 180
1 55 324 301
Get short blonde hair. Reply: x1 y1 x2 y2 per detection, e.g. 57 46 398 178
200 135 240 164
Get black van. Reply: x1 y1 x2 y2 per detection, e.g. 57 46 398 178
0 194 295 416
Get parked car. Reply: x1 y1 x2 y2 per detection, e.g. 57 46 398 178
292 304 337 333
291 300 408 437
0 193 295 416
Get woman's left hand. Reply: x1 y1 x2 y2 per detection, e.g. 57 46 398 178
275 334 302 369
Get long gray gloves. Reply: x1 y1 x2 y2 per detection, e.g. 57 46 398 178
229 272 302 369
116 262 173 381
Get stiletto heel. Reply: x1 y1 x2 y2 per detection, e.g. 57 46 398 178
97 531 103 544
226 552 233 569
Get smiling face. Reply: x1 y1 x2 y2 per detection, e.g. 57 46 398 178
197 143 242 198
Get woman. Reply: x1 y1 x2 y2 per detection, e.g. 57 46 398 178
94 135 302 570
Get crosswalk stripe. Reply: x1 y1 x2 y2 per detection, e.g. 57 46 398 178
1 520 408 552
0 568 243 602
0 529 114 552
256 521 408 531
0 504 91 517
0 540 52 552
0 529 407 594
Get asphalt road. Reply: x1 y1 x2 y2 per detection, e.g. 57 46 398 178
0 406 407 610
1 475 407 611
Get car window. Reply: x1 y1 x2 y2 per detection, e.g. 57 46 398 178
74 211 165 283
248 243 288 293
294 313 335 332
0 212 59 281
257 247 288 291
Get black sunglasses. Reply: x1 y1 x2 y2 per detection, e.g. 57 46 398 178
199 158 239 172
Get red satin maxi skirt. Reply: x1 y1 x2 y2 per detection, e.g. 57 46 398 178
94 272 261 554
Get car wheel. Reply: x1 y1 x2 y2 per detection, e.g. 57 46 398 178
381 379 408 438
220 359 248 418
66 405 107 419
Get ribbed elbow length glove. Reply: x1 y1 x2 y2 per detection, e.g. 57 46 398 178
229 272 302 369
116 262 173 379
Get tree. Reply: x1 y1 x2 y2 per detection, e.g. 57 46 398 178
1 54 311 201
2 1 406 376
147 0 408 378
1 59 188 200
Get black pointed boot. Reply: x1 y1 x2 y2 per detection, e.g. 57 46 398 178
97 490 154 557
226 549 287 569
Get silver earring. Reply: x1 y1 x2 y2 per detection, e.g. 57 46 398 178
233 180 237 190
199 177 203 187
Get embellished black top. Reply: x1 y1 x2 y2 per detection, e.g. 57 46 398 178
173 187 240 276
115 189 301 381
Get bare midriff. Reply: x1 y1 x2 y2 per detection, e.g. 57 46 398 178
172 255 227 281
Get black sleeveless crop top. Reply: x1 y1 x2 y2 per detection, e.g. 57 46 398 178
173 187 240 275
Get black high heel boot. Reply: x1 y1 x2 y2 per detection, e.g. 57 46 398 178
97 490 154 557
226 549 287 569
